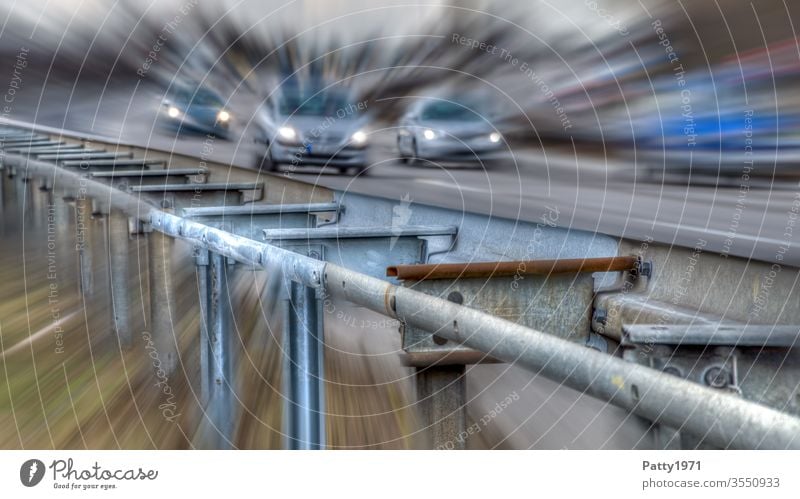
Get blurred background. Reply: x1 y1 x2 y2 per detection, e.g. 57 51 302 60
2 0 800 163
1 0 799 449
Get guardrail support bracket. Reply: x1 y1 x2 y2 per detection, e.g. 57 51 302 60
416 365 467 450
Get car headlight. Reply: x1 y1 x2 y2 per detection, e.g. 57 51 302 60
351 130 367 145
217 110 230 123
167 106 181 119
489 132 502 143
423 128 436 140
278 126 298 142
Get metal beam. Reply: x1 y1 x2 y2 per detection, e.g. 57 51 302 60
147 229 178 375
283 259 326 450
205 252 236 448
91 168 207 178
264 225 457 241
195 248 211 405
623 324 800 347
324 265 800 450
416 365 467 449
0 134 43 142
7 146 85 154
1 140 63 148
62 159 164 168
39 152 129 161
130 182 263 193
108 208 132 348
183 202 340 218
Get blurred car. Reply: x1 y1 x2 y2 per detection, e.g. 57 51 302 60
396 99 505 165
160 82 232 138
254 87 370 175
591 37 800 177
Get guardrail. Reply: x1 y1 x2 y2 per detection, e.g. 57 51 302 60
1 123 798 450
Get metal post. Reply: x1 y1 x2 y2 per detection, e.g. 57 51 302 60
0 166 4 210
416 365 467 449
29 178 47 230
283 273 326 450
108 208 132 348
147 229 178 375
205 252 235 448
75 197 94 297
193 250 236 449
195 248 211 405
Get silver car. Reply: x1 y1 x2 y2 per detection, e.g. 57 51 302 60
397 99 504 165
255 88 370 175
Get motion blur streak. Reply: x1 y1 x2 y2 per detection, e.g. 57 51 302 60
2 0 799 147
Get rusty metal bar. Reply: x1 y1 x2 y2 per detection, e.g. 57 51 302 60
400 350 501 367
387 256 640 281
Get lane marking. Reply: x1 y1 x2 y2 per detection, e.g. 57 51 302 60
414 177 488 193
624 218 788 248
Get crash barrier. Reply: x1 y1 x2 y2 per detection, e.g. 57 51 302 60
1 124 798 450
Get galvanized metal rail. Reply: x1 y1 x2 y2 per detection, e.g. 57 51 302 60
1 124 799 450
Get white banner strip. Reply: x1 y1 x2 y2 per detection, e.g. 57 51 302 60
0 451 797 498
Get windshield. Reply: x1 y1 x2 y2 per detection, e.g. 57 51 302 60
170 87 223 107
191 89 223 106
278 91 354 117
420 101 481 121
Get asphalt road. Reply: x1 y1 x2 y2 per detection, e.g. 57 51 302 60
296 138 800 266
9 80 800 267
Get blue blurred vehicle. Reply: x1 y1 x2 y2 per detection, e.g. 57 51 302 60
160 82 232 139
602 39 800 176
